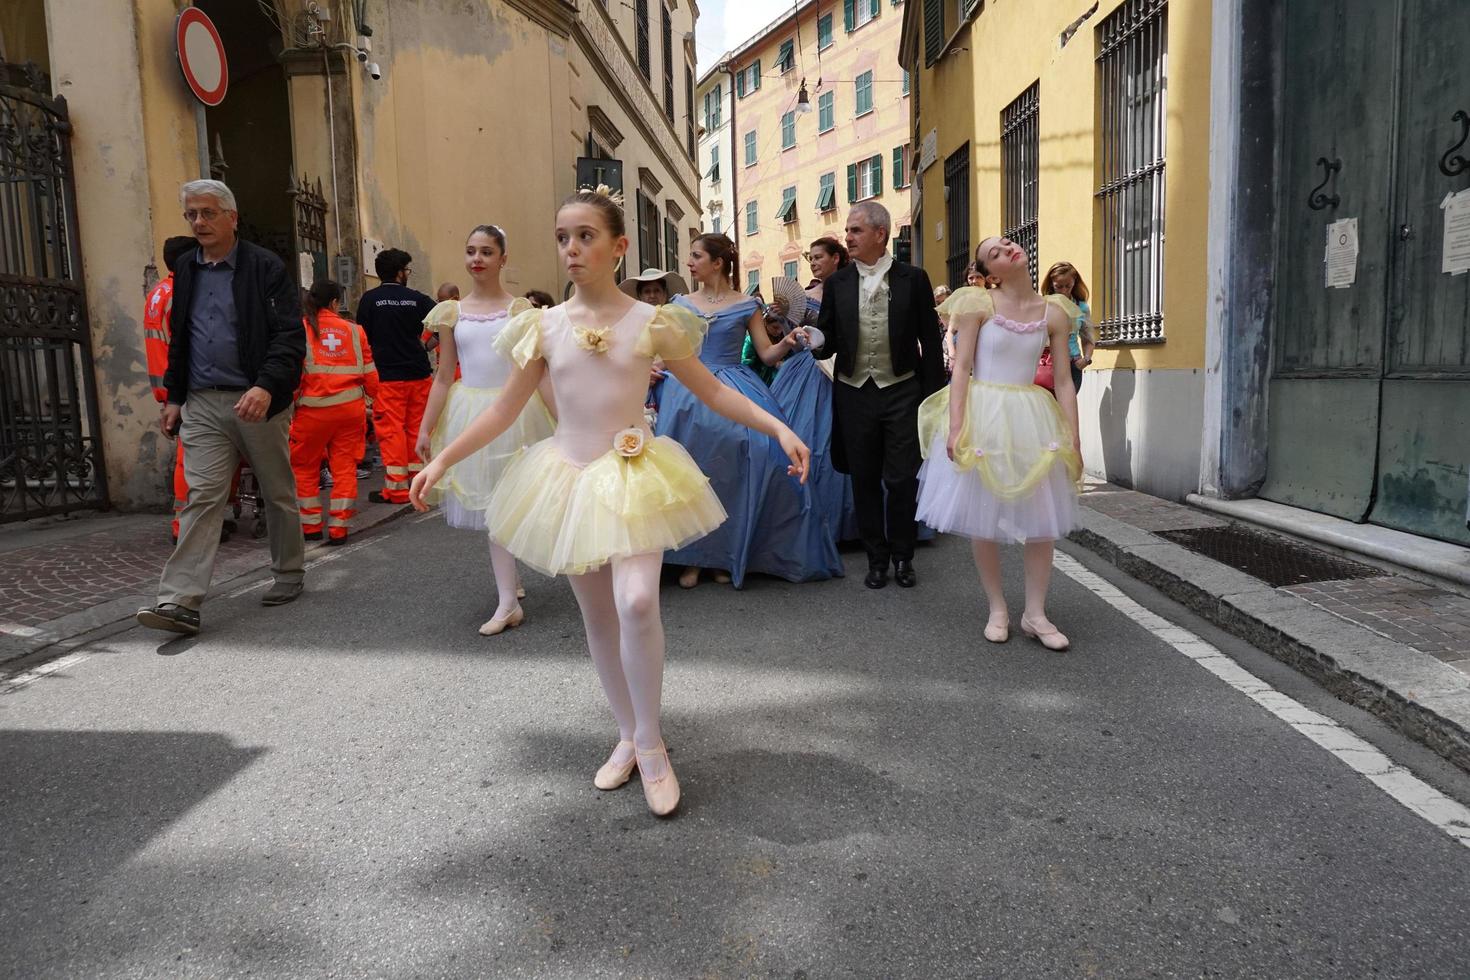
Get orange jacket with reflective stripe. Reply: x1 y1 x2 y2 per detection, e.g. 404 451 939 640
297 309 381 409
143 274 174 403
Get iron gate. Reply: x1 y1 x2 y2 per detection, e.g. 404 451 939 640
0 63 108 522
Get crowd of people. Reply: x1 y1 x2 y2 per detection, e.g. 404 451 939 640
135 177 1090 818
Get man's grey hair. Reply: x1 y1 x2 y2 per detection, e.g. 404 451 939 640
850 201 891 242
180 179 237 211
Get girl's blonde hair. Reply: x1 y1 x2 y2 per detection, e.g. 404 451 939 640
1042 261 1089 303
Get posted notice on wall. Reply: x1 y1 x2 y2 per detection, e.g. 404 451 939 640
1325 218 1358 288
1442 190 1470 276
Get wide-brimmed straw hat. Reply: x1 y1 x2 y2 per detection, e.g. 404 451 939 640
619 268 689 298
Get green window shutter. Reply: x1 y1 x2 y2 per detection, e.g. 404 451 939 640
818 14 832 48
869 0 879 19
736 71 746 98
923 0 944 64
871 153 883 196
844 0 855 32
753 60 761 91
847 163 858 203
893 147 903 188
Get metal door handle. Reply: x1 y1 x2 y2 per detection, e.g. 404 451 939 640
1439 109 1469 178
1308 157 1341 210
1400 224 1413 241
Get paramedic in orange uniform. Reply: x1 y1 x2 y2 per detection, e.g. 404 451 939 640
356 247 435 504
291 281 380 544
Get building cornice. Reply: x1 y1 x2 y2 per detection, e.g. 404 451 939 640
587 105 626 151
573 3 698 205
503 0 577 37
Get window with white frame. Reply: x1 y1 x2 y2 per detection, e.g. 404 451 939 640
702 85 723 131
708 145 720 183
777 38 795 73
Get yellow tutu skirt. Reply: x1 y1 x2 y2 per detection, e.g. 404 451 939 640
485 435 727 576
429 384 554 530
915 381 1081 542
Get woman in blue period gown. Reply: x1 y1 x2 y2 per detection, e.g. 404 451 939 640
656 233 842 589
769 236 861 544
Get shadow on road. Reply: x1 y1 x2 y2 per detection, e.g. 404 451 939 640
0 730 265 976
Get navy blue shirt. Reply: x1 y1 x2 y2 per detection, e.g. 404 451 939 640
187 242 251 389
356 282 435 381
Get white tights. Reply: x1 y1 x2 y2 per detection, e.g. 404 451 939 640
487 536 521 618
971 538 1057 626
566 551 669 779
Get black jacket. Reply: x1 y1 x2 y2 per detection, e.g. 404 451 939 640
163 238 305 418
812 260 946 473
813 260 945 390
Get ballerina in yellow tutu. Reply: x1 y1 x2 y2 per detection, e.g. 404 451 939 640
409 187 809 817
916 236 1082 651
414 225 556 637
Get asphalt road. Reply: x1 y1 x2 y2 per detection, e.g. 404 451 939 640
4 511 1470 979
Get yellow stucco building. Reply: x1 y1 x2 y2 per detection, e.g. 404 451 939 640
900 0 1211 500
0 0 700 517
701 0 913 296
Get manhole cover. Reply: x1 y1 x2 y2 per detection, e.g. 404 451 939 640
1156 524 1385 588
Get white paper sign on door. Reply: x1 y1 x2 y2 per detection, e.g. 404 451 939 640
1441 190 1470 275
1325 217 1358 289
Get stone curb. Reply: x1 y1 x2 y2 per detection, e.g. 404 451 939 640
1069 507 1470 774
0 503 415 670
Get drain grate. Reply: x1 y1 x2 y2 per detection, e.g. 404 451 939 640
1156 524 1385 588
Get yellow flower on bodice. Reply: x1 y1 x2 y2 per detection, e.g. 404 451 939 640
573 325 613 354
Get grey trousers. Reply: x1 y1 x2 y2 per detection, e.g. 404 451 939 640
157 389 305 610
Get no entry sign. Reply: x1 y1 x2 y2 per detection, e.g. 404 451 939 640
176 7 228 107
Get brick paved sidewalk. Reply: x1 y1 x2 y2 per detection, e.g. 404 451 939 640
0 518 271 632
1079 482 1470 675
0 471 407 659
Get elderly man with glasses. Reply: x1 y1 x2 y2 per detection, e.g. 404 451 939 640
136 179 307 636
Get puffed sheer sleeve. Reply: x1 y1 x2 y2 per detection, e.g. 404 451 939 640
1044 293 1082 322
493 307 544 367
422 299 459 333
634 304 707 361
506 296 533 319
936 286 995 321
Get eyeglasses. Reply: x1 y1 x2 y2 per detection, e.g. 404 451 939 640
183 209 225 223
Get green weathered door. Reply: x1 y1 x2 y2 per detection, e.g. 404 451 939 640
1367 0 1470 544
1264 0 1470 545
1262 1 1399 521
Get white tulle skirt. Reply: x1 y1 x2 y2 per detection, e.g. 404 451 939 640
915 380 1081 543
429 383 555 531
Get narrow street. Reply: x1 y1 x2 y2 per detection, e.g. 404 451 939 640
4 513 1469 978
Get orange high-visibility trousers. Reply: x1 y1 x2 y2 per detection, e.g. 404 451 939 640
373 377 431 503
290 402 368 539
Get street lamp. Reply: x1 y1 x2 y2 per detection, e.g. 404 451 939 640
796 78 813 114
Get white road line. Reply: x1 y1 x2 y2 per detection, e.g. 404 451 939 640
224 537 381 598
1 653 90 696
1054 551 1470 849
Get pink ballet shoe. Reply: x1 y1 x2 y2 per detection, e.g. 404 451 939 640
635 742 681 817
678 567 700 589
984 612 1010 644
516 582 527 600
712 571 732 585
478 605 524 637
1020 616 1069 652
594 740 637 790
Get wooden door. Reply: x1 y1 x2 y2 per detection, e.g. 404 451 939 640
1261 1 1401 521
1367 0 1470 544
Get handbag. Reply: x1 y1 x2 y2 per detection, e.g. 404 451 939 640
1033 346 1055 391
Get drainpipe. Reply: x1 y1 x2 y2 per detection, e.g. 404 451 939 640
723 62 738 263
